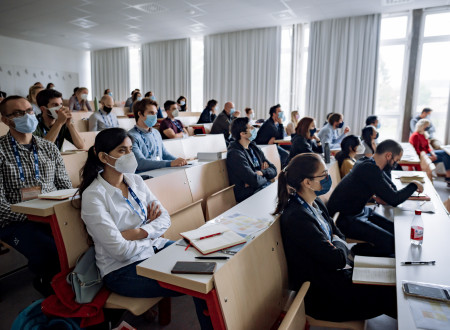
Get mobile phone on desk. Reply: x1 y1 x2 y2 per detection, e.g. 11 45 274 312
403 282 450 302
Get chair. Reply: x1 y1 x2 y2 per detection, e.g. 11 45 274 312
278 282 309 330
117 118 136 130
205 185 236 220
162 139 187 159
419 151 436 181
62 151 88 187
332 212 367 245
319 161 341 204
78 131 98 149
52 200 170 320
111 107 125 117
0 121 9 136
260 144 281 178
163 200 205 240
306 316 365 330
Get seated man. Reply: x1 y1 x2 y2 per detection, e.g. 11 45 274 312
34 89 85 151
327 140 423 257
210 101 240 142
159 100 188 139
317 113 350 150
0 96 73 296
410 108 440 150
254 104 289 167
89 95 119 131
125 89 139 108
365 115 380 129
227 118 277 202
128 98 187 172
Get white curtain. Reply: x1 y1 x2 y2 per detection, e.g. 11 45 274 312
91 47 129 103
204 27 281 119
291 24 306 115
141 39 191 110
305 14 380 135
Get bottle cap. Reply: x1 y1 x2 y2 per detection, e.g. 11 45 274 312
415 210 422 215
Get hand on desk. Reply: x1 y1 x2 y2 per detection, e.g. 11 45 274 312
171 158 187 167
262 161 269 170
147 201 161 222
412 181 424 193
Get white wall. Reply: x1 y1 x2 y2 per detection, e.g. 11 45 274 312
0 35 91 100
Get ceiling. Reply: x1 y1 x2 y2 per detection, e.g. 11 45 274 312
1 0 449 51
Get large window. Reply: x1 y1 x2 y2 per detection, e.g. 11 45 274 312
129 45 142 92
375 15 410 141
191 36 204 112
414 10 450 143
279 26 293 115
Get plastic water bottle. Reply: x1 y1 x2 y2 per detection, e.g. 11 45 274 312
324 142 330 164
410 210 424 246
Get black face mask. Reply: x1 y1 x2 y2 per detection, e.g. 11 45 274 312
103 106 112 114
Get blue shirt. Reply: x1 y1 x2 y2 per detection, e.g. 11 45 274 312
128 125 176 172
88 109 118 131
317 123 346 149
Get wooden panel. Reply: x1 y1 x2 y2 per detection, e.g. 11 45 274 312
71 112 92 121
118 118 136 131
178 112 201 117
163 200 205 241
62 151 88 187
145 170 193 215
182 135 227 159
260 144 281 178
279 282 309 330
111 107 125 117
214 218 288 330
178 116 200 127
162 139 186 159
205 185 236 221
73 118 89 132
319 161 341 204
0 121 9 136
78 131 98 150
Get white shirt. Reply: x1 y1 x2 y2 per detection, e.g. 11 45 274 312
81 173 170 277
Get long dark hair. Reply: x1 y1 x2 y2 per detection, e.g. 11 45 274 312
335 135 360 167
361 126 375 154
205 99 217 110
273 153 321 215
77 128 133 200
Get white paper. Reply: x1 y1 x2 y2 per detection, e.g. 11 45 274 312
409 297 450 330
216 213 273 236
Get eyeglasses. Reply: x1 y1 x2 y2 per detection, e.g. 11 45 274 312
5 108 34 118
309 170 329 179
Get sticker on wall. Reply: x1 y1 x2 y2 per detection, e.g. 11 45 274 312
33 73 37 78
40 71 44 76
16 71 20 77
68 74 72 79
25 69 28 74
62 76 65 80
48 74 51 79
0 66 3 72
8 70 12 76
55 72 59 77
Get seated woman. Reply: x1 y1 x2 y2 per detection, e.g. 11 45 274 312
361 125 377 157
69 87 92 111
335 135 362 178
410 119 450 186
129 91 142 113
226 118 277 202
274 153 397 322
289 116 322 162
79 128 212 329
177 96 188 112
197 99 218 124
285 110 299 136
27 84 44 115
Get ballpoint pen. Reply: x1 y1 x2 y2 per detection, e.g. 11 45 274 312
401 261 436 265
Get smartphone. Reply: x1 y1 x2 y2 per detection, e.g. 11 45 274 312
403 282 450 302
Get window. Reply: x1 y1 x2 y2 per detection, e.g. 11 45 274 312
129 45 142 92
375 15 410 141
279 26 293 115
300 24 309 117
191 36 204 112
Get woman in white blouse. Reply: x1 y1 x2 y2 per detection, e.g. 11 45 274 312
79 128 212 329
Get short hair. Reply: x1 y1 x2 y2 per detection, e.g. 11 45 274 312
326 113 333 120
206 99 217 109
0 95 27 116
144 91 152 98
46 83 54 89
375 139 403 157
177 96 186 104
422 108 432 114
100 95 112 103
328 113 342 125
36 89 63 107
295 116 314 137
164 100 176 111
415 118 430 132
230 117 250 141
0 91 7 98
245 107 252 114
133 98 158 122
365 115 378 126
104 89 110 95
269 104 280 117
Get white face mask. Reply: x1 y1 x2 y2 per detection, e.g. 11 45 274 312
172 109 179 117
250 113 255 120
356 144 365 154
81 93 88 100
48 105 62 120
105 152 138 174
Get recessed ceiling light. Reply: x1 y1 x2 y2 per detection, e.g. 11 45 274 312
70 18 98 29
132 2 167 14
127 33 141 42
82 42 91 49
381 0 413 6
272 10 296 20
190 23 205 33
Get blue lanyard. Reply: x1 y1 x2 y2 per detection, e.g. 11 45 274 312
123 180 147 225
100 111 114 128
295 195 332 241
248 148 260 168
10 136 40 183
172 119 183 132
135 127 160 159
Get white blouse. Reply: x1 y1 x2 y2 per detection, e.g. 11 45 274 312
81 173 170 277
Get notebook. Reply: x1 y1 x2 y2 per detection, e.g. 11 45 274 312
180 224 246 255
408 192 431 201
171 261 216 275
352 256 396 286
38 189 79 200
397 175 425 183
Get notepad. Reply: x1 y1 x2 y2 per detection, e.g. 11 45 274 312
397 175 425 183
38 189 78 200
171 261 216 275
352 256 396 286
180 224 246 255
408 192 431 201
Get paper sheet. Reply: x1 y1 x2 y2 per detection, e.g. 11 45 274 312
216 213 273 236
409 297 450 330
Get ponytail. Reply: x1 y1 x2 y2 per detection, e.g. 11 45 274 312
77 146 104 200
336 135 360 167
273 170 290 215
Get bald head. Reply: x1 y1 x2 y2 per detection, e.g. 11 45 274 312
224 102 234 115
101 95 114 107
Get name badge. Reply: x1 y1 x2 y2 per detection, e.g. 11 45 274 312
21 186 41 201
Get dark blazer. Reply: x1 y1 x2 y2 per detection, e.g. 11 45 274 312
210 110 233 141
254 118 284 144
197 107 216 124
226 141 277 202
289 134 323 161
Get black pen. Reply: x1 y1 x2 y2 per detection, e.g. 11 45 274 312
195 256 229 260
401 261 436 265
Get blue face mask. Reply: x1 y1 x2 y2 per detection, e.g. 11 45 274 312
180 101 186 106
13 113 39 133
278 112 285 121
144 114 157 128
309 128 317 137
249 128 257 141
137 97 143 101
150 96 156 101
376 123 381 129
314 175 332 196
338 122 344 129
108 92 113 97
230 108 236 115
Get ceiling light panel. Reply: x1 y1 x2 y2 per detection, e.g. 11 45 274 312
70 18 98 29
132 2 168 14
381 0 414 5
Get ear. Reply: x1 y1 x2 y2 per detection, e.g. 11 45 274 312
301 177 313 190
98 151 108 165
40 106 47 113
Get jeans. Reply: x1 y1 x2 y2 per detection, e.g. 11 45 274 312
103 241 213 330
0 221 60 280
336 207 395 257
430 150 450 171
277 145 290 168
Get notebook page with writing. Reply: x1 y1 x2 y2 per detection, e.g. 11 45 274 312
354 256 395 269
352 267 396 285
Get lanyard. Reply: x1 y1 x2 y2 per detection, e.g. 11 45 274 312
295 195 332 241
100 111 114 128
135 127 160 159
123 180 147 225
248 148 260 168
10 136 40 183
172 119 183 132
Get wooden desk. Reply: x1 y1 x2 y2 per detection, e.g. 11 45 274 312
274 136 291 146
391 170 450 329
137 183 278 329
399 143 421 171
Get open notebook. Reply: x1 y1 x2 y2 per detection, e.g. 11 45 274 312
180 224 246 255
397 175 425 184
409 192 431 201
38 189 78 200
352 256 396 286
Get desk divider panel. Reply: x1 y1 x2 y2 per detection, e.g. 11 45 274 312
78 131 98 150
163 200 205 241
62 151 88 188
260 144 281 177
162 139 187 159
117 118 136 131
319 161 341 204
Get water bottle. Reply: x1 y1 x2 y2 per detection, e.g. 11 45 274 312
324 142 330 164
410 210 424 246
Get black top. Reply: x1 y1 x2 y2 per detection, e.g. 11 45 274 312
210 110 233 141
254 118 284 145
197 107 216 124
289 135 323 161
226 141 277 202
33 114 73 151
327 158 416 216
281 197 350 293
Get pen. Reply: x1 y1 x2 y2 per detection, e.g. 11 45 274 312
195 256 229 260
199 233 222 240
401 261 436 265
